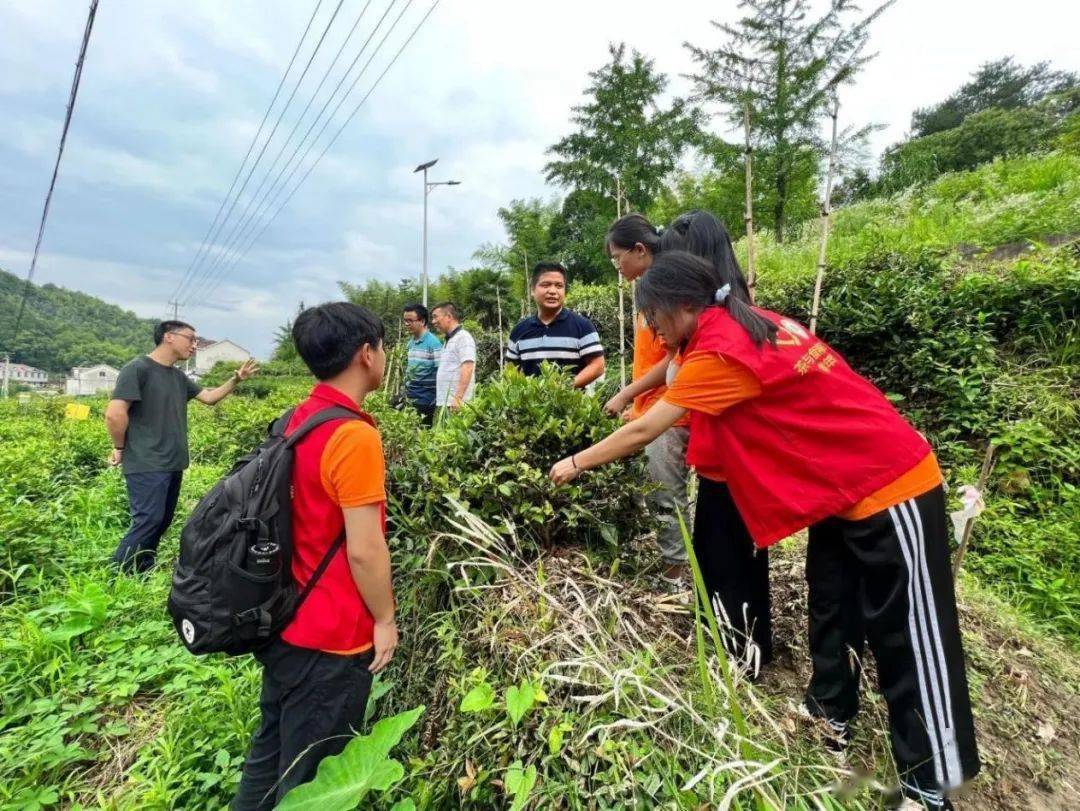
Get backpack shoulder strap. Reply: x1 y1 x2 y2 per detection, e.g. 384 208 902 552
269 407 296 438
283 406 360 448
294 530 347 609
280 405 363 610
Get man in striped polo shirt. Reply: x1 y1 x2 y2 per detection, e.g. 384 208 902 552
402 304 442 426
507 262 606 389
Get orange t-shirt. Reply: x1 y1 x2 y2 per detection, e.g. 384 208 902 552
631 315 689 427
661 350 761 481
662 350 941 517
316 420 386 654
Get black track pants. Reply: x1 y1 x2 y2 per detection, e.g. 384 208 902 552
804 486 979 800
693 477 773 670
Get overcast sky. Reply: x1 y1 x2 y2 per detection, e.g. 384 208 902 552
1 0 1077 358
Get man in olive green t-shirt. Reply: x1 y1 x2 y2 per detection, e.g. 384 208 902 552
106 320 258 572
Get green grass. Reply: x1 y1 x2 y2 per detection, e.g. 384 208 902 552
742 150 1080 287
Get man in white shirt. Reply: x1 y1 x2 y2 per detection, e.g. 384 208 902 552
430 302 476 410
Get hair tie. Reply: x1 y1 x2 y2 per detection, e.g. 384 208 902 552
714 284 731 304
656 224 666 236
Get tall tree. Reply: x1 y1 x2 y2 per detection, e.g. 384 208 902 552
475 198 559 306
686 0 892 242
547 189 617 286
912 57 1078 138
545 43 704 214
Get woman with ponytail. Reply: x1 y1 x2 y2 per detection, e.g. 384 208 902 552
606 211 772 668
604 213 690 589
550 250 979 810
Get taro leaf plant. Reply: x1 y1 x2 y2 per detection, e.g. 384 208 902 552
276 705 424 811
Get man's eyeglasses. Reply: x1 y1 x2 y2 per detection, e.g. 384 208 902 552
402 317 420 325
168 331 198 343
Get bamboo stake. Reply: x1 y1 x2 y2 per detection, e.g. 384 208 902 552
953 443 996 578
496 285 505 371
522 246 529 318
742 101 757 301
615 176 627 388
810 95 840 335
385 317 405 396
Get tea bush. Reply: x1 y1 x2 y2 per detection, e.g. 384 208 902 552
389 365 649 551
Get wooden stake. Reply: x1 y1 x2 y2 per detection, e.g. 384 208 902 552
742 101 757 300
385 317 404 396
952 442 996 578
496 285 505 371
810 95 840 335
615 175 627 388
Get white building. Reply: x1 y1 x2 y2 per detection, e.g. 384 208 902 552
65 364 119 396
192 339 251 377
1 361 50 388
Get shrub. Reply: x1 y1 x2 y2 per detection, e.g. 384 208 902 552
388 365 649 551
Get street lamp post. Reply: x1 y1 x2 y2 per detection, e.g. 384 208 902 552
414 158 461 307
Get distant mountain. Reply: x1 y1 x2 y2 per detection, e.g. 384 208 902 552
0 268 157 374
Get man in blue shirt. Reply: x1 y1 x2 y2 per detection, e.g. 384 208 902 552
507 262 606 389
402 304 442 425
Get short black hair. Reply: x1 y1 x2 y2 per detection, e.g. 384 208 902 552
431 302 461 321
402 303 429 325
292 302 385 380
154 320 195 346
531 262 567 287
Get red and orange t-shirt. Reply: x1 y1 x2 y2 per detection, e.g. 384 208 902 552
281 384 386 655
662 350 941 520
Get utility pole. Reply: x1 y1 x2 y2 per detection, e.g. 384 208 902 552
168 299 180 320
413 158 461 307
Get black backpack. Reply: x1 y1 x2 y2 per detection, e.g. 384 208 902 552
167 406 359 656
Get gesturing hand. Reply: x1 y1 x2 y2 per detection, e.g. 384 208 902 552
235 358 259 381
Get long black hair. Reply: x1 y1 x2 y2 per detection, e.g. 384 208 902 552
659 210 753 302
636 250 778 347
606 213 661 255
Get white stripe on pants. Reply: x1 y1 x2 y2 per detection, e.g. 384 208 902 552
889 499 964 788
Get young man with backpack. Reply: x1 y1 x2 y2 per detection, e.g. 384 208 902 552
231 302 398 810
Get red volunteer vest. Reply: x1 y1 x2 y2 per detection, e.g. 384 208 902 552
280 384 384 652
685 307 930 548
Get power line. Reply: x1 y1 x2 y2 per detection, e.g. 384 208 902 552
183 0 410 306
173 0 347 306
169 0 327 304
193 0 440 307
2 0 99 360
179 0 388 306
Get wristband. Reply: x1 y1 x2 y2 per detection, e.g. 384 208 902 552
114 446 124 451
571 454 578 470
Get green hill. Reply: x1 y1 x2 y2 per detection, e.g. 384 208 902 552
0 268 157 375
